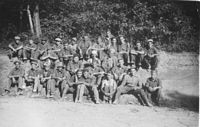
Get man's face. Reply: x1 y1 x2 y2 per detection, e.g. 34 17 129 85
151 71 156 79
42 40 46 44
119 59 124 66
56 41 61 45
113 38 117 43
64 44 68 49
107 74 112 79
29 40 34 45
31 63 36 70
130 69 136 76
57 66 62 71
77 71 82 78
15 39 20 44
120 37 125 43
136 43 141 48
83 71 89 78
148 42 153 48
15 63 20 69
74 56 79 62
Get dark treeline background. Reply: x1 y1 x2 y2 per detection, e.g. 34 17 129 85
0 0 199 52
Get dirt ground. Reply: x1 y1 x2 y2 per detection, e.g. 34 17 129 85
0 52 199 127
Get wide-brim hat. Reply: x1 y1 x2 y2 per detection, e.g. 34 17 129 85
30 59 38 65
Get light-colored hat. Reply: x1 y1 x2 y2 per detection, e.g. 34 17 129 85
57 62 64 68
55 38 62 42
147 39 153 42
91 50 98 55
72 37 77 41
14 36 20 40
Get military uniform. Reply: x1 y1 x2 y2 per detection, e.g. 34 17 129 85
143 46 158 70
8 41 23 60
23 42 37 60
7 66 25 91
114 74 150 106
26 68 41 93
76 74 99 103
52 68 70 97
40 68 54 97
145 77 162 105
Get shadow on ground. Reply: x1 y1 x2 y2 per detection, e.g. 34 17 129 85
161 90 199 112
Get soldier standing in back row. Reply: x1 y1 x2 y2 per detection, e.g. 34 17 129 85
8 36 23 61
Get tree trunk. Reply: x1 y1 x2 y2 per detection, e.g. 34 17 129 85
19 5 23 32
27 5 34 35
33 4 42 37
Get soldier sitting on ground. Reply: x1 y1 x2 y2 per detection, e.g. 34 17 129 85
101 73 117 104
25 60 41 95
75 69 100 104
4 60 25 95
145 70 162 106
113 68 152 106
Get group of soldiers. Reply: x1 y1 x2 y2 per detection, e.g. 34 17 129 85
3 30 162 106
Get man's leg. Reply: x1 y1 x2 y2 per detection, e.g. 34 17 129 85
23 49 28 60
92 86 100 104
152 89 161 106
150 56 158 70
78 84 86 103
17 49 23 60
60 80 67 98
48 79 55 97
113 86 132 104
8 50 14 60
75 85 81 103
33 77 40 93
134 89 152 106
17 77 24 95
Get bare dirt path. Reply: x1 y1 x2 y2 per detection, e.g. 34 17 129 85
0 53 198 127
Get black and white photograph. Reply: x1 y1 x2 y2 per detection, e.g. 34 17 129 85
0 0 199 127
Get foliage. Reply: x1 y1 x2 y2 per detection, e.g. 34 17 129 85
0 0 199 52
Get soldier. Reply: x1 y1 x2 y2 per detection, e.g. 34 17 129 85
52 38 63 60
101 49 116 73
77 35 91 60
23 39 37 61
60 43 73 66
101 73 117 104
5 60 25 95
37 37 51 60
25 60 41 95
113 68 152 106
52 62 70 97
130 42 145 70
67 55 83 76
8 36 23 61
75 69 100 104
112 59 128 84
145 70 162 106
40 63 55 98
143 39 159 70
118 35 129 66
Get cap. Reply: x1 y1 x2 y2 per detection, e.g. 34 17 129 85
56 62 64 68
14 36 20 40
72 37 77 41
147 39 153 42
55 38 62 42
